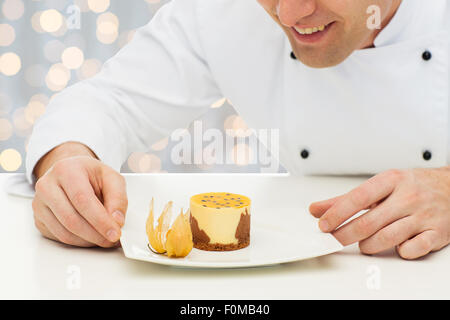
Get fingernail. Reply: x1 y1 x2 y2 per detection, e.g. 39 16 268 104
319 219 330 232
112 211 125 225
107 229 119 242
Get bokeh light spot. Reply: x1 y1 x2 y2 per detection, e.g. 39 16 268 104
96 12 119 44
0 52 22 76
62 46 85 70
40 9 63 33
45 63 71 91
31 11 45 33
88 0 110 13
0 24 16 46
0 148 22 172
2 0 25 21
25 100 46 124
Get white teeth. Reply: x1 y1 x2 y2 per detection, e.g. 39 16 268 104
294 24 326 35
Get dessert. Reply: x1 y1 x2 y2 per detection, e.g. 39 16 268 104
189 192 251 251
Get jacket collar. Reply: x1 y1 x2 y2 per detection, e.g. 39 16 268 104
373 0 418 47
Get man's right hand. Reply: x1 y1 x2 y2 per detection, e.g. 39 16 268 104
32 143 128 247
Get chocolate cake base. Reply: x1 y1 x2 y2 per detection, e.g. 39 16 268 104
190 210 251 251
193 239 250 251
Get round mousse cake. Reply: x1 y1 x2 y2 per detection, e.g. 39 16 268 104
189 192 251 251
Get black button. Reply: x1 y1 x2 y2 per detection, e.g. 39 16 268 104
290 51 297 60
423 150 432 161
300 149 309 159
422 50 432 61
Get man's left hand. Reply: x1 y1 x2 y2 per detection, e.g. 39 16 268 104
310 168 450 259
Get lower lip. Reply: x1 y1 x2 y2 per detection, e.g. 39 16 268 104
291 22 334 44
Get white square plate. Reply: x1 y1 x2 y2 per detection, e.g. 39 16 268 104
120 174 343 268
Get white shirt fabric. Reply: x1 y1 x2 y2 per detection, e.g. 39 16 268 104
26 0 450 183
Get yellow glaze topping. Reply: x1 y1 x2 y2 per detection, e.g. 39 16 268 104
190 192 251 209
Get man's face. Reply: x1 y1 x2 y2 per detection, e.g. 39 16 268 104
258 0 401 68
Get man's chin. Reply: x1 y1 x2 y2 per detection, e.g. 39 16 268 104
287 34 351 68
291 47 348 69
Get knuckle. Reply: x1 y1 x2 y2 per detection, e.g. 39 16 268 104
408 187 424 203
51 160 69 176
355 217 372 237
385 169 405 182
378 230 396 246
34 178 48 195
109 192 128 209
53 158 82 178
349 188 370 208
55 231 74 245
61 213 79 231
417 209 434 222
89 215 111 235
380 231 398 247
72 190 89 210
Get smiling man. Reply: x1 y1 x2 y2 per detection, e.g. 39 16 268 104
27 0 450 259
260 0 402 66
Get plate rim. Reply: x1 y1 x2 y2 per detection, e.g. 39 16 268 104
120 227 343 269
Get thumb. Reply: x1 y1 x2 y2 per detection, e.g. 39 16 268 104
100 167 128 227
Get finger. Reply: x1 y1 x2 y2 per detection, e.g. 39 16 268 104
309 195 345 218
58 171 122 243
396 230 440 260
359 216 419 255
34 214 58 241
34 199 94 247
100 168 128 226
332 197 406 246
40 183 117 248
310 196 382 219
319 171 399 232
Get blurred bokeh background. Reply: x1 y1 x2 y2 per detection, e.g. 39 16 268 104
0 0 282 174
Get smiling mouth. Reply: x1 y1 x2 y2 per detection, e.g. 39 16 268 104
293 22 333 35
290 22 335 44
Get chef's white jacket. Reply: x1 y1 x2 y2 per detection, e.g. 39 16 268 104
26 0 450 183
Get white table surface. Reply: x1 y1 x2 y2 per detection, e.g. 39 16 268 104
1 173 449 300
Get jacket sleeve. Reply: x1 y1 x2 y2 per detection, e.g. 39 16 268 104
25 0 221 184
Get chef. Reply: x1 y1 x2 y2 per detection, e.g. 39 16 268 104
27 0 450 259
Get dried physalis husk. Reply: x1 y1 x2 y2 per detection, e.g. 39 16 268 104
165 209 193 258
146 198 173 253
